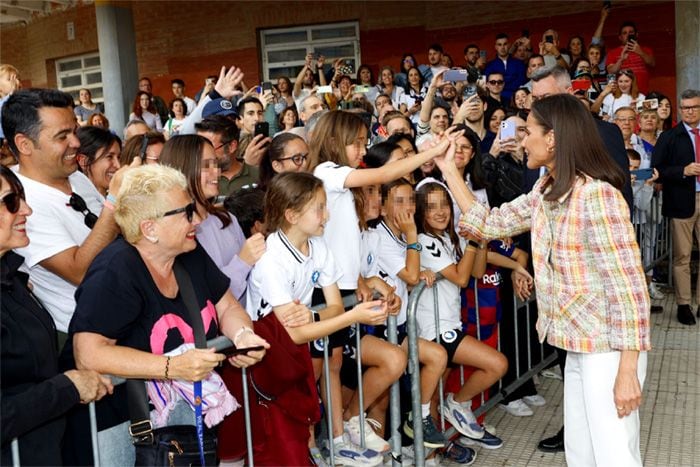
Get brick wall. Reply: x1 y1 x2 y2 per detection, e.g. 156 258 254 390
1 1 675 105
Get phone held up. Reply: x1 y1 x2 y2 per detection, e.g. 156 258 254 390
254 122 269 139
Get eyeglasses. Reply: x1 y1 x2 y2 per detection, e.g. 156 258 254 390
277 152 308 167
0 191 21 214
680 105 700 112
68 192 98 229
162 202 196 223
488 80 505 85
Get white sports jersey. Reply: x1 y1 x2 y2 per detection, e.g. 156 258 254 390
375 221 409 325
246 231 341 321
415 233 462 341
360 228 381 279
313 161 361 290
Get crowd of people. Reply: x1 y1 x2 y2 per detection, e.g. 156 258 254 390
1 8 697 467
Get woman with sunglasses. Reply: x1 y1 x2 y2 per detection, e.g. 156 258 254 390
0 165 113 465
159 134 267 305
258 133 310 191
592 68 645 120
65 164 268 465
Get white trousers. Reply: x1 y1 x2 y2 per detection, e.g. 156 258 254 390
564 351 647 467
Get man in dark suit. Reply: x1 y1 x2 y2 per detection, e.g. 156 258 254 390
526 66 633 454
652 89 700 325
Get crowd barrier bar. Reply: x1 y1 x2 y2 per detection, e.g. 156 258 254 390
633 192 672 283
10 439 19 467
386 314 402 467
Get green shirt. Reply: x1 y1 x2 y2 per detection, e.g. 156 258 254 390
218 163 259 197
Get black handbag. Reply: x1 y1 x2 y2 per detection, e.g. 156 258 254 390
127 261 218 466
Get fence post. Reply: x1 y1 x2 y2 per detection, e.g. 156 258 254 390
322 337 335 465
355 323 366 449
407 280 427 466
432 285 445 433
241 368 254 466
387 314 402 467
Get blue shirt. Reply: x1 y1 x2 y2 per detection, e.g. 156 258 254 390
484 56 527 102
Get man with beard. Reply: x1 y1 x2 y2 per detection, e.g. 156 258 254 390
419 43 448 83
1 88 120 348
196 115 258 196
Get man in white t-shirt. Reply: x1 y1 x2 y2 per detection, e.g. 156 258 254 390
1 88 120 343
171 78 197 115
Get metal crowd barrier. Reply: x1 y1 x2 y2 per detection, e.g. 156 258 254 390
632 191 672 283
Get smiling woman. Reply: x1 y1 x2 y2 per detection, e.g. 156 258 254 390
76 126 121 197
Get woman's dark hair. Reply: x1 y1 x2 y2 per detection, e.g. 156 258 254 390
510 87 531 110
277 105 299 130
450 124 488 190
386 133 424 183
403 66 425 95
531 94 625 201
0 164 25 204
77 126 122 175
566 35 586 58
224 185 265 238
399 53 418 74
646 91 673 131
356 64 374 85
484 106 506 133
276 76 292 94
265 172 324 232
169 98 187 118
363 141 401 169
259 133 306 191
158 135 232 228
120 131 165 166
415 182 462 259
132 91 155 118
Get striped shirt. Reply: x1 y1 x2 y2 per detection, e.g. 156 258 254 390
459 175 651 353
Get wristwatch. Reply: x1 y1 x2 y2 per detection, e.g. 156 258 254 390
406 242 422 252
467 239 486 249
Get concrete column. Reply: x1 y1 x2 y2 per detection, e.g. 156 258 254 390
95 2 139 137
675 1 700 96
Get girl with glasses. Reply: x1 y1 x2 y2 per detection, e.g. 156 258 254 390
258 133 310 191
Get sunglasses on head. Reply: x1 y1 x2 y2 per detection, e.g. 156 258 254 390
162 202 196 223
0 191 22 214
68 192 98 229
277 152 308 167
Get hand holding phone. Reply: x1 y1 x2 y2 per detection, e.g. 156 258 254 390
500 119 516 140
207 335 265 358
254 122 269 138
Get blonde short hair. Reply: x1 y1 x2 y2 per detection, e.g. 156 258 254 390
0 64 19 77
114 164 188 243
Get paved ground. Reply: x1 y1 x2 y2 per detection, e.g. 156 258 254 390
441 291 699 466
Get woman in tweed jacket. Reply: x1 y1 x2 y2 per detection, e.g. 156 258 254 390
437 93 650 467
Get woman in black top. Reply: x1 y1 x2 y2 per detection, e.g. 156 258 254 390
0 165 112 465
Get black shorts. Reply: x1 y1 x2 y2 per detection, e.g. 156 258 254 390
308 288 354 358
433 328 467 365
360 322 407 344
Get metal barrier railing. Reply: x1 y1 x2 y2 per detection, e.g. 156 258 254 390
633 191 672 283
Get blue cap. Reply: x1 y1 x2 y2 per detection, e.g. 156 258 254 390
202 98 237 118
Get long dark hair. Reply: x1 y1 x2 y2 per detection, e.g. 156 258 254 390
132 91 156 118
259 132 306 191
76 126 122 176
403 66 425 95
531 94 625 201
450 124 487 190
415 182 462 259
647 91 673 131
158 134 232 228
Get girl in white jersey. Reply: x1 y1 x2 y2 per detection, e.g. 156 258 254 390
414 181 508 441
245 172 389 466
308 111 448 452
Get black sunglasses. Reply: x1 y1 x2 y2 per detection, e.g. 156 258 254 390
0 191 21 214
488 80 505 85
277 152 308 167
68 192 98 229
162 202 196 223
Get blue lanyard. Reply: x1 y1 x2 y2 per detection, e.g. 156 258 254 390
194 381 205 466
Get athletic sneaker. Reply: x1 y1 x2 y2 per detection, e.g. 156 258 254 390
334 434 383 466
458 428 504 450
498 399 534 416
522 394 546 407
344 415 390 453
442 393 485 439
309 447 328 467
403 412 446 448
441 440 477 465
649 282 665 299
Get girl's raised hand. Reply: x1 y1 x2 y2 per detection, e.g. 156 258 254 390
395 211 417 237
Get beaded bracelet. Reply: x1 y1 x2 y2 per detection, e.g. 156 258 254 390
164 356 171 380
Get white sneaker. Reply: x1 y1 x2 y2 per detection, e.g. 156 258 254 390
442 393 485 439
498 399 534 416
344 415 390 453
649 282 665 299
522 394 546 407
334 434 383 466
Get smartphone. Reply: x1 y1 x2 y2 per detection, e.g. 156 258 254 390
587 89 601 101
262 82 272 92
316 85 333 94
414 95 424 103
443 69 468 82
627 33 636 43
254 122 269 138
479 50 487 59
355 85 370 93
500 119 516 140
545 35 554 44
572 80 590 92
607 73 617 84
631 168 653 181
463 84 477 98
639 98 659 111
603 0 612 10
